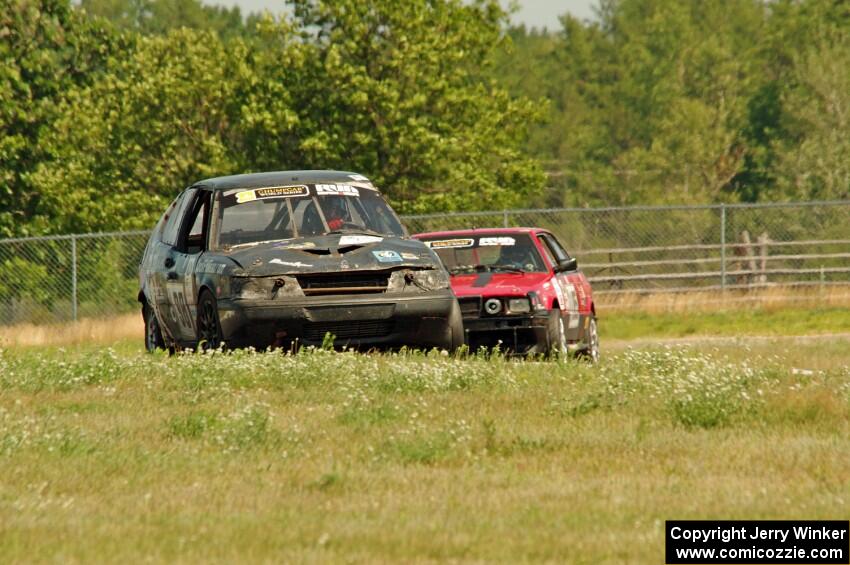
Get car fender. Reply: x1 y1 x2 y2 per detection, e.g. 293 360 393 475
539 276 565 311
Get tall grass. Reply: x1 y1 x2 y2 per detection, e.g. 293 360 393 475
0 344 847 562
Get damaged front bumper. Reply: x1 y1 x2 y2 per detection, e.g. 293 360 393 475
217 289 457 350
462 312 552 355
462 310 588 355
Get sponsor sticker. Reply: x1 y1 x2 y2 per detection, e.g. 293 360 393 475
426 238 474 249
338 235 383 245
552 278 566 311
315 184 360 197
372 250 403 263
479 236 515 246
236 185 309 204
400 252 419 260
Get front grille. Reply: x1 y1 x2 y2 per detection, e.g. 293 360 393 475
458 296 482 319
297 273 389 295
304 320 395 342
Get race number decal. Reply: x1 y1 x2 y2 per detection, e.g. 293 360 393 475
170 289 193 333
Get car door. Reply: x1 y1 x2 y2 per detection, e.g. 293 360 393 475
165 189 213 343
538 232 581 337
150 189 196 340
142 196 179 323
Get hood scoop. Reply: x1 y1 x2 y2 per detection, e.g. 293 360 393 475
337 244 364 254
300 247 332 256
298 244 365 256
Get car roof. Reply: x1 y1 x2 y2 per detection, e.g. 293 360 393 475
412 227 546 239
192 170 372 190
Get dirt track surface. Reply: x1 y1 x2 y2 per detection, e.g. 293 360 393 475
606 332 850 350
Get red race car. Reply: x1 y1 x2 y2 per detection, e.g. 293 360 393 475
413 228 598 360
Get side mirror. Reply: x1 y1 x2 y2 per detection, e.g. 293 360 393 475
556 258 578 272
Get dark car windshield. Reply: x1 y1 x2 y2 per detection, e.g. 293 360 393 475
215 184 405 248
418 234 547 274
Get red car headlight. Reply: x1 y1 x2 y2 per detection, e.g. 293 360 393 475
506 298 531 314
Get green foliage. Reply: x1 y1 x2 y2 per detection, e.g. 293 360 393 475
772 40 850 200
31 26 291 232
0 0 124 237
79 0 246 37
3 0 850 237
494 0 850 206
286 0 545 213
0 256 51 304
2 0 545 236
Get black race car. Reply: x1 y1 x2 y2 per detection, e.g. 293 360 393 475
138 171 463 352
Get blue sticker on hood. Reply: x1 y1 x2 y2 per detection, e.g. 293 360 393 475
372 250 402 263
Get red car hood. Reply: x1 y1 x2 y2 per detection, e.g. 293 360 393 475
450 272 551 298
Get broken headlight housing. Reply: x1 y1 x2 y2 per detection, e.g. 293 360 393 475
410 268 450 291
233 276 303 299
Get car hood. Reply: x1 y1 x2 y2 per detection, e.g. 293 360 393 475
218 234 439 276
450 272 551 297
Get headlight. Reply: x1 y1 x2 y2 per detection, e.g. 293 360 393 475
507 298 531 314
411 269 450 291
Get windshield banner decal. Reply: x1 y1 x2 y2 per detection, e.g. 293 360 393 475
479 237 516 246
315 184 360 197
426 239 474 249
236 185 309 204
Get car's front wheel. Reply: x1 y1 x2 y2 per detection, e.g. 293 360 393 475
196 290 224 351
546 309 568 357
143 301 166 353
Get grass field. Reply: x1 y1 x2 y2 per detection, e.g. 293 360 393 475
1 336 848 563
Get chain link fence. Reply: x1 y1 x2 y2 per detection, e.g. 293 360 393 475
1 201 849 325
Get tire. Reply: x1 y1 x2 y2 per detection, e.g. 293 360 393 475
196 290 224 351
546 309 568 357
578 316 600 363
143 301 166 353
447 300 465 353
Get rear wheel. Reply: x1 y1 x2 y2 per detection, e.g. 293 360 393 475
578 316 600 363
546 309 568 356
143 301 165 353
196 290 224 351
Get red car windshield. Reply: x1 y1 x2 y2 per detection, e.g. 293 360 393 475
215 184 405 248
419 233 547 274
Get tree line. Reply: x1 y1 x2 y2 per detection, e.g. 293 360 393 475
1 0 848 237
497 0 850 207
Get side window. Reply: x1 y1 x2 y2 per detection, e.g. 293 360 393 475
549 234 572 260
179 191 211 254
540 233 570 264
537 236 557 267
156 198 179 241
161 189 196 246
